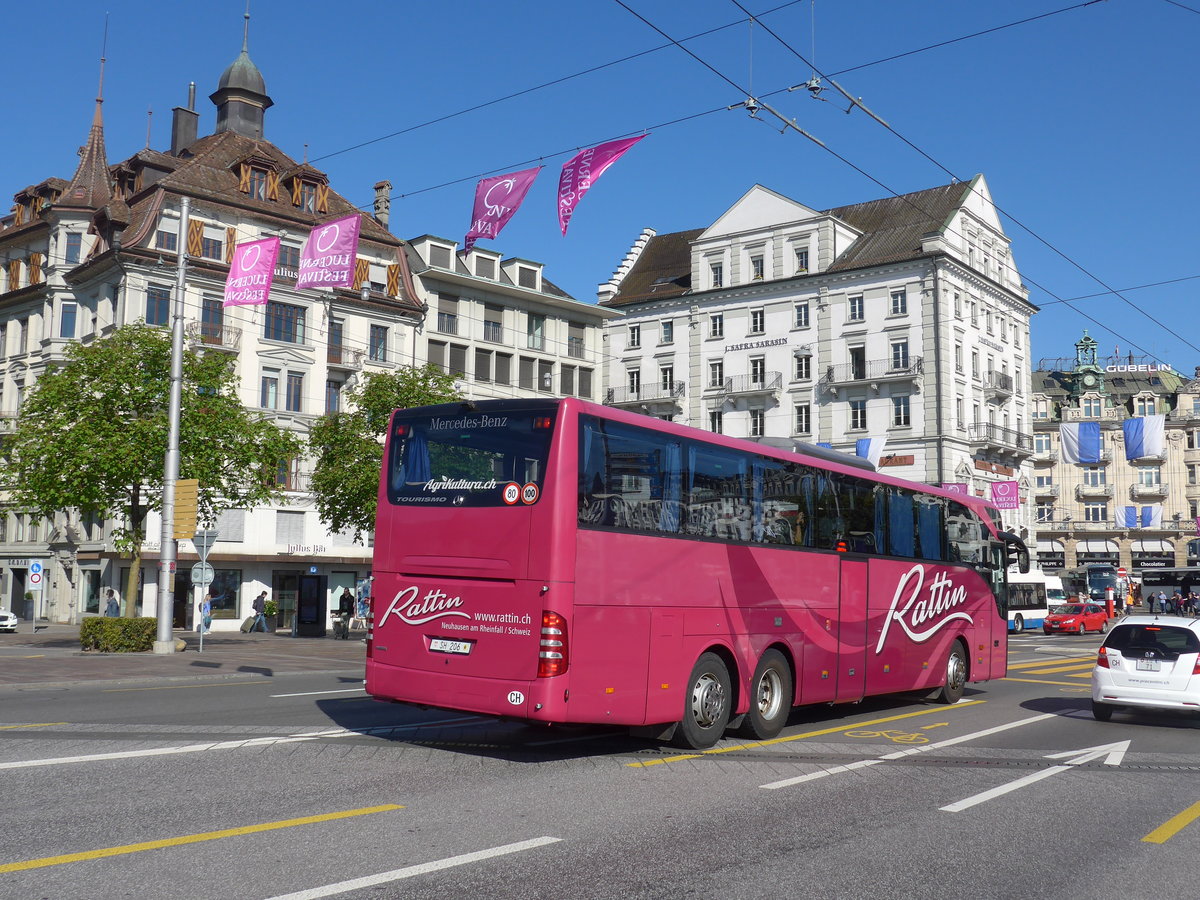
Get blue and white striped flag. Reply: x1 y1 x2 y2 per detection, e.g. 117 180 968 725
1123 415 1165 460
1141 505 1163 528
1060 422 1102 464
1121 506 1139 528
855 436 886 467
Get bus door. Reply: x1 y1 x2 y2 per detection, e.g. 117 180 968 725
836 558 868 702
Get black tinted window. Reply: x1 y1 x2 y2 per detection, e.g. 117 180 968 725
1104 624 1200 657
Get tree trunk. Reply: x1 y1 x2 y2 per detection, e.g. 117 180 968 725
123 547 143 618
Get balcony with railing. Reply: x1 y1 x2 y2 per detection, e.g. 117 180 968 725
185 321 241 352
1074 483 1113 500
482 321 506 344
605 381 686 407
965 421 1033 455
1130 481 1169 500
984 370 1014 400
436 312 459 335
567 336 587 360
1032 449 1058 465
1033 483 1059 498
326 345 365 371
720 371 784 397
1062 406 1123 423
822 356 923 386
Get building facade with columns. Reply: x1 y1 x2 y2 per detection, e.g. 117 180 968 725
1030 333 1200 576
597 178 1038 538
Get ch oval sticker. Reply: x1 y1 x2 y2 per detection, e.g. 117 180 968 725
507 690 525 706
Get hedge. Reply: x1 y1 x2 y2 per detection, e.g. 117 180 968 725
80 617 159 653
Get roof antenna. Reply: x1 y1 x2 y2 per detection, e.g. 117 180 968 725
243 0 251 52
97 13 109 108
145 107 153 150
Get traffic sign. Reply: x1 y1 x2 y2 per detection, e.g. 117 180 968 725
28 571 43 591
173 479 199 540
1117 566 1128 578
29 561 43 575
190 562 215 585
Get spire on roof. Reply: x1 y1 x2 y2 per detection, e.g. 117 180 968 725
210 1 272 139
57 26 113 211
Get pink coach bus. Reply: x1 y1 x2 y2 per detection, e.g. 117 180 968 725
366 398 1028 749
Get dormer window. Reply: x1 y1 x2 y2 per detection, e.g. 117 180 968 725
248 167 268 200
299 182 316 212
518 266 537 289
795 247 809 273
238 161 279 201
750 254 764 281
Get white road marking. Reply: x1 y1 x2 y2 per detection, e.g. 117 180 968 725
942 739 1131 813
264 837 563 899
760 713 1059 790
270 688 366 698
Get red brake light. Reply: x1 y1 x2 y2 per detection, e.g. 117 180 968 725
1193 657 1200 676
394 424 409 437
533 417 553 431
538 610 568 678
1096 646 1110 669
836 540 848 553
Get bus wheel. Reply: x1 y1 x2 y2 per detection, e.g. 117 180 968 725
934 642 967 704
673 652 732 750
737 649 793 740
1012 615 1024 634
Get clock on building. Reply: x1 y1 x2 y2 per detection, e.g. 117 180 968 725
1082 373 1097 387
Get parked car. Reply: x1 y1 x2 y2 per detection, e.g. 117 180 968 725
1092 616 1200 721
1043 602 1109 635
0 608 18 633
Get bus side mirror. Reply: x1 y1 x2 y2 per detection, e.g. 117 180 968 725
998 531 1030 574
1013 546 1030 574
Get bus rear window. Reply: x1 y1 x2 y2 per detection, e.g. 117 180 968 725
387 410 554 507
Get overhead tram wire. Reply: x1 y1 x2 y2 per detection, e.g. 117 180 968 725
723 0 1200 356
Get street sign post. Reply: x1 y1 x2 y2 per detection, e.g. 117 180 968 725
1117 566 1128 578
190 562 214 585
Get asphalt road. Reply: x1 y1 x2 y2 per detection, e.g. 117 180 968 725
3 631 1199 899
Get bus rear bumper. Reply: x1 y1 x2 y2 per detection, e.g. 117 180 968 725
366 660 567 723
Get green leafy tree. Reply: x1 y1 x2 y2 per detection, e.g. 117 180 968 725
0 323 303 614
308 365 461 539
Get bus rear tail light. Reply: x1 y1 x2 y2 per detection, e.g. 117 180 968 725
1096 647 1110 669
365 610 374 659
533 417 553 431
538 610 568 678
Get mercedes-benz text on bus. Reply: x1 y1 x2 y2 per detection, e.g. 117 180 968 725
365 399 1028 749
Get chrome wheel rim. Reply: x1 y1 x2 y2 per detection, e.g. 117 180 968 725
755 669 784 721
946 652 966 693
689 672 726 728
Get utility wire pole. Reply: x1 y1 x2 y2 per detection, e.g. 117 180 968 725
154 196 190 654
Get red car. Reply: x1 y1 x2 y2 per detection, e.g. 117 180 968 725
1043 602 1110 635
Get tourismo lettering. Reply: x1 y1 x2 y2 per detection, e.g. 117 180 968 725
422 476 499 492
428 415 508 430
380 585 468 626
874 564 973 653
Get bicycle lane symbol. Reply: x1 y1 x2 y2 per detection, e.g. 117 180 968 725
843 728 931 745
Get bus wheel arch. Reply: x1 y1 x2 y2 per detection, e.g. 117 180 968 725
736 646 794 740
672 648 736 750
1011 614 1024 634
933 638 969 705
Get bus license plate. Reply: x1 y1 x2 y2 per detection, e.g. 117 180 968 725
430 638 472 655
1136 659 1160 671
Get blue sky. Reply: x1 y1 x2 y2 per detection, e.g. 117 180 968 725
6 1 1198 370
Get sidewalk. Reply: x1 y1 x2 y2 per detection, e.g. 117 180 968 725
0 623 367 690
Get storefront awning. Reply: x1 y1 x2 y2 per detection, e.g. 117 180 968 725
1077 539 1118 553
1132 539 1174 554
1036 539 1063 552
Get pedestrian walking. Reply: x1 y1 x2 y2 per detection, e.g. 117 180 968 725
199 589 215 634
103 589 119 617
250 591 268 633
337 588 354 640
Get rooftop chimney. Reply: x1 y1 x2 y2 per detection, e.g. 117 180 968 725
171 82 199 157
373 181 392 230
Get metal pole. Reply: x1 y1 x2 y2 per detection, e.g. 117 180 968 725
154 196 190 654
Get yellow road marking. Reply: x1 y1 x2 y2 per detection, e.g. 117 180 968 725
1006 657 1091 671
19 654 45 659
1024 663 1095 675
0 723 66 731
1143 799 1200 844
102 681 266 693
626 701 985 767
0 804 404 873
1003 677 1086 687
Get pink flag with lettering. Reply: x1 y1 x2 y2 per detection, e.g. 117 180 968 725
940 482 969 495
558 135 647 235
223 236 280 307
464 167 541 252
297 214 362 290
989 480 1020 510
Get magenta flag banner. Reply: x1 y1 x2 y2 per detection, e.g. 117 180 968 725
989 480 1020 510
223 236 280 307
558 135 646 236
297 214 362 290
464 167 541 252
940 482 968 495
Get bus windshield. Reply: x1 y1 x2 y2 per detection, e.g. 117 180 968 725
386 408 555 507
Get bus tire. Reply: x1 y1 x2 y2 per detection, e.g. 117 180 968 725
673 652 732 750
934 641 967 705
1012 614 1024 634
737 649 792 740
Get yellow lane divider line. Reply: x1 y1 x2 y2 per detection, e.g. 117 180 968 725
1006 657 1092 671
0 804 404 873
0 723 67 730
1143 799 1200 844
102 681 267 693
1003 677 1086 687
627 700 985 767
1023 663 1095 675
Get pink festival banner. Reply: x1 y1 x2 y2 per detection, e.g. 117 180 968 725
223 236 280 306
940 482 968 495
558 135 646 236
464 167 541 252
297 214 362 290
989 480 1020 510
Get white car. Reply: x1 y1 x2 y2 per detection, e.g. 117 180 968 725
0 608 18 633
1092 615 1200 720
